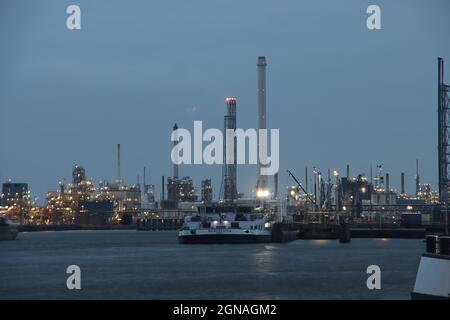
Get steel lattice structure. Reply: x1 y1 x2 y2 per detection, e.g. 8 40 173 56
438 58 450 203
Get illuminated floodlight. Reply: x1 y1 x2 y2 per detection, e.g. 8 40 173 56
256 189 270 198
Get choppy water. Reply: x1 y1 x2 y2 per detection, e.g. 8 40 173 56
0 230 423 299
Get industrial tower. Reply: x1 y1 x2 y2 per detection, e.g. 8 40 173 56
172 123 179 179
256 56 268 192
438 58 450 203
222 97 237 202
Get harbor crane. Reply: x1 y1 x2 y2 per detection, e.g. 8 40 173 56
286 170 316 206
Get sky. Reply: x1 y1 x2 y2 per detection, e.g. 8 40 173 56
1 0 450 204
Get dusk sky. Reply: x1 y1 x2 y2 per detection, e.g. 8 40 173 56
1 0 450 203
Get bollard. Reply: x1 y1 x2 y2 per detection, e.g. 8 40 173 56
439 236 450 255
426 235 439 254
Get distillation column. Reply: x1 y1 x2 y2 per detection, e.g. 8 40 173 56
223 97 237 201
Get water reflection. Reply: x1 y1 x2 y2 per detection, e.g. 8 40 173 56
252 246 275 273
311 239 331 246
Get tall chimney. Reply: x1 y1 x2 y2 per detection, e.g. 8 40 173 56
401 172 405 195
222 97 238 202
305 167 308 194
161 175 165 201
386 173 390 204
274 172 278 199
257 56 267 190
415 159 420 196
346 164 350 179
117 143 121 184
370 164 373 184
143 167 146 186
143 167 146 201
173 124 179 179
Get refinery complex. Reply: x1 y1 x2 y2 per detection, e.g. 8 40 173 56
1 57 449 231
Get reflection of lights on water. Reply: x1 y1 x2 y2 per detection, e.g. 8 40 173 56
312 240 330 245
377 238 389 241
253 248 274 272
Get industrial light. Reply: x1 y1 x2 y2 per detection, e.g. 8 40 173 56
256 189 269 198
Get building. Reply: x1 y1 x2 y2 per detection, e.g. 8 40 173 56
0 182 30 222
46 165 96 224
341 174 373 217
97 181 141 215
144 184 155 204
201 179 213 203
1 182 29 207
167 176 197 203
46 186 74 224
76 200 114 225
371 190 397 206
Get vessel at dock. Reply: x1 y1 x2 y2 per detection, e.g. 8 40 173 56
178 205 273 244
0 216 18 241
411 234 450 299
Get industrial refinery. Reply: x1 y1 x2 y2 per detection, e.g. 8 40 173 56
0 57 449 235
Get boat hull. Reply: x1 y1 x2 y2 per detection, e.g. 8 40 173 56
179 233 272 244
411 292 450 300
0 226 18 241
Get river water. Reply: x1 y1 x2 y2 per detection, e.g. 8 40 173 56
0 230 423 299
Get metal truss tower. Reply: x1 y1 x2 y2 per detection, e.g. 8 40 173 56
438 57 450 203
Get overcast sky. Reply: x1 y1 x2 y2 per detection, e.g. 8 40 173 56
1 0 450 203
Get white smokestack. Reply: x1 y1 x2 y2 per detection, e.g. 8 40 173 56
257 56 267 190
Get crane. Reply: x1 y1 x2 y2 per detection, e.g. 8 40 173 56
287 170 316 206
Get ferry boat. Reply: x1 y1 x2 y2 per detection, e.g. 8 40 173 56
0 216 19 241
411 234 450 299
178 205 273 244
